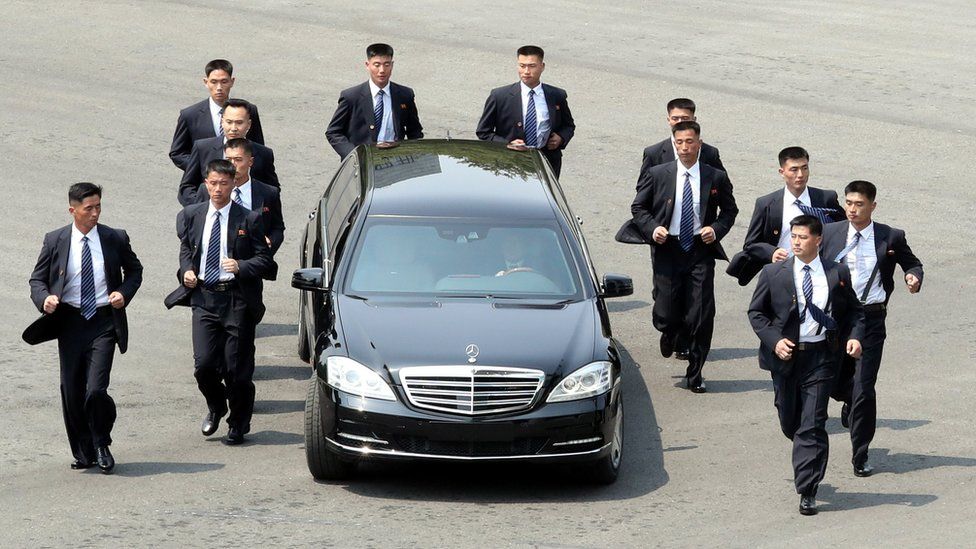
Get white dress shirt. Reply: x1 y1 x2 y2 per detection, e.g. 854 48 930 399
209 97 223 136
668 161 702 236
794 256 829 342
520 82 551 148
368 80 395 143
779 186 812 251
233 180 253 211
62 224 110 308
199 202 234 282
844 222 885 304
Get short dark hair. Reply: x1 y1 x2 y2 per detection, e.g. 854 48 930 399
224 138 253 156
517 45 545 59
790 214 823 236
844 180 877 201
366 43 394 59
671 120 701 136
68 182 102 204
667 98 696 113
223 98 252 116
205 59 233 77
778 146 809 167
205 159 237 179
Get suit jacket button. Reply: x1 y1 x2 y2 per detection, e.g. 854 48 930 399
369 125 375 130
773 229 779 235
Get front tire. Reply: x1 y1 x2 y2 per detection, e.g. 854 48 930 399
297 292 311 363
305 375 355 480
588 395 623 484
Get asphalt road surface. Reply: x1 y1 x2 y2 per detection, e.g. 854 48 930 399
2 1 974 547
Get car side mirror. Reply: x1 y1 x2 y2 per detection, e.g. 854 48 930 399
292 268 327 292
602 273 633 298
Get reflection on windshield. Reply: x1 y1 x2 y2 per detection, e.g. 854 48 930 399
346 219 580 298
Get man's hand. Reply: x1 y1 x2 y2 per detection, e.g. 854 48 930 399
700 226 716 244
546 133 563 150
775 338 796 360
507 139 529 151
846 339 863 358
652 226 669 244
772 248 790 262
108 291 125 309
43 295 60 314
183 270 198 288
906 273 921 293
221 258 239 274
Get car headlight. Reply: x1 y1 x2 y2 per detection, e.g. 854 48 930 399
546 361 613 403
326 356 396 401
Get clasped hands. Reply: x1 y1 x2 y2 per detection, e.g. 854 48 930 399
183 259 239 288
775 338 862 360
651 225 716 245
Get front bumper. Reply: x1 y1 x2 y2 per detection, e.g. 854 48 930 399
318 378 621 463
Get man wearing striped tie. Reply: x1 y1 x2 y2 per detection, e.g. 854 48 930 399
727 146 843 286
748 215 864 515
26 183 143 474
176 160 275 445
820 180 923 477
476 45 576 178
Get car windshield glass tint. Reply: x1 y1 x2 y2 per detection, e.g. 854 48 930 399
346 218 582 299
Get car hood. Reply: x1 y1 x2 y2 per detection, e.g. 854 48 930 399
335 296 597 379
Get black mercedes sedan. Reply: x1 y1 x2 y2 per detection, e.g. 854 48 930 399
292 140 632 483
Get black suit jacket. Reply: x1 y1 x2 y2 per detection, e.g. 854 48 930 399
820 221 923 304
637 138 725 190
26 224 143 353
326 82 423 159
748 258 865 376
194 178 285 256
727 187 843 285
171 202 275 322
178 137 279 205
476 83 575 165
630 161 738 261
169 98 265 171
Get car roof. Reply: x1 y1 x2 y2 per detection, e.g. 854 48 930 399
362 140 559 219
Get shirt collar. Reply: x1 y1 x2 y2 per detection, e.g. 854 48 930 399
786 186 812 204
209 97 223 116
72 223 98 242
207 200 233 218
849 221 874 239
368 80 391 98
678 160 701 179
520 81 544 95
237 180 252 195
794 254 824 274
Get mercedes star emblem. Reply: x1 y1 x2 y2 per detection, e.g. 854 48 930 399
465 344 479 363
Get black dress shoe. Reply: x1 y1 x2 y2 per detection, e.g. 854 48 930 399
799 495 818 515
660 333 674 358
224 427 245 445
70 459 95 470
841 402 851 428
687 378 706 393
201 408 227 436
675 349 690 360
854 463 874 477
96 446 114 474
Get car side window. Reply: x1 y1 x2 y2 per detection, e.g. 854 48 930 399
321 157 360 258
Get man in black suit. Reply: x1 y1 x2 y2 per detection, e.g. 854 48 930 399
476 45 576 178
727 147 844 285
176 160 275 445
201 138 286 256
26 183 143 473
179 98 279 205
748 215 864 516
631 121 738 393
637 98 725 191
170 59 266 171
326 43 424 159
821 180 923 477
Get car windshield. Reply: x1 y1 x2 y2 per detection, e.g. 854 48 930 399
345 217 582 299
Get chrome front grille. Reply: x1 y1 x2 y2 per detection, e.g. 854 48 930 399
398 366 545 416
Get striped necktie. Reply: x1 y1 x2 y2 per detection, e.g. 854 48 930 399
794 199 834 224
233 188 245 208
679 171 695 252
204 211 222 287
800 264 837 330
524 90 538 148
834 232 862 263
79 236 97 320
217 107 225 137
374 89 385 140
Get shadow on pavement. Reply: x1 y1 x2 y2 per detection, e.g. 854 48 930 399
254 365 311 381
114 461 225 477
707 347 757 361
606 299 650 313
333 341 667 503
826 418 931 435
816 483 938 512
256 323 299 338
245 430 304 446
253 400 304 414
866 448 976 475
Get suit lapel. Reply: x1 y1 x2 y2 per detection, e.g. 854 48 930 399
873 224 888 266
390 84 402 140
542 84 557 129
824 260 840 312
360 83 376 140
781 257 799 317
663 162 678 224
55 227 71 294
509 83 524 140
699 164 713 218
770 189 785 237
198 100 216 138
227 203 245 258
250 183 265 212
192 206 208 267
98 226 118 287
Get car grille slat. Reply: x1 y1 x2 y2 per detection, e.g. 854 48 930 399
400 366 545 416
